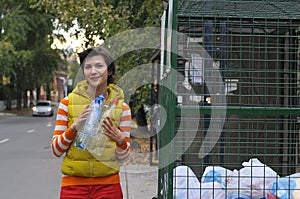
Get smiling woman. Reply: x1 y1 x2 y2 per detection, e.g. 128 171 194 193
51 46 132 199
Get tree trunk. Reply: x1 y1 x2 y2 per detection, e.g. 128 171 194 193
36 85 41 101
5 84 13 110
5 100 12 110
23 90 28 108
46 83 51 100
29 89 34 107
17 90 22 110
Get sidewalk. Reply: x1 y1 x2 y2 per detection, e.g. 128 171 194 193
0 112 17 121
0 112 16 116
120 164 158 199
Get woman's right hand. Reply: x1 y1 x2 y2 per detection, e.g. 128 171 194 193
70 105 91 132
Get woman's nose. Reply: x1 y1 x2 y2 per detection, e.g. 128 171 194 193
91 66 97 73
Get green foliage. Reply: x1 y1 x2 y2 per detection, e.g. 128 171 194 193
0 41 16 76
31 0 164 113
0 0 62 108
1 8 31 46
30 0 163 46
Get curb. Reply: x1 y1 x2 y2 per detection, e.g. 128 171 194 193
0 112 17 116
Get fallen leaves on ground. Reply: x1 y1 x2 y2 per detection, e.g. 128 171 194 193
125 137 158 165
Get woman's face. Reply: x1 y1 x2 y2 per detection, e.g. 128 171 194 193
83 55 109 88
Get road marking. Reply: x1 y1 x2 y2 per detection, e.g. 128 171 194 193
0 138 10 144
27 129 35 134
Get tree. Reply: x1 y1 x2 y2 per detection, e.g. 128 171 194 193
31 0 164 112
0 0 62 110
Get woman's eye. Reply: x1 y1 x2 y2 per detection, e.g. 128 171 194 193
84 65 92 69
95 64 103 68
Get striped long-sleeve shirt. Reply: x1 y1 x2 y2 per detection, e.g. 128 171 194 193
51 97 131 186
52 96 131 162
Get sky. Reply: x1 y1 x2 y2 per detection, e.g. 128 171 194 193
50 19 103 53
51 28 85 52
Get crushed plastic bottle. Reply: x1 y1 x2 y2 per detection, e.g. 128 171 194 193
87 99 119 159
74 94 105 150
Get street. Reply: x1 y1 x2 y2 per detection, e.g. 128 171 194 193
0 112 158 199
0 113 62 199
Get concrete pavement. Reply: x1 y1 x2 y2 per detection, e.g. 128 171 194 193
120 164 158 199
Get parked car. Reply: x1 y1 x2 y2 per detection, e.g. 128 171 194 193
32 100 54 116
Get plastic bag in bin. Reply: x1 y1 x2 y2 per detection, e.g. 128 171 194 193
173 165 201 199
173 165 225 199
201 166 233 188
227 158 279 199
268 172 300 199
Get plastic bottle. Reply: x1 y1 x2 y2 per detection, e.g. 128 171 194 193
74 94 105 150
99 99 119 124
87 99 119 159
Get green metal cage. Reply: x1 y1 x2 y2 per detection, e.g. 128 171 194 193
156 0 300 198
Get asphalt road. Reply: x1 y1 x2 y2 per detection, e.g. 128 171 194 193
0 113 62 199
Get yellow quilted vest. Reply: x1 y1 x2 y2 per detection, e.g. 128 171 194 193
61 80 124 177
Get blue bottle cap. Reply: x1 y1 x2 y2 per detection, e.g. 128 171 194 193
95 94 105 104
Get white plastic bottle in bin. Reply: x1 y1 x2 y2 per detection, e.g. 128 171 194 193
74 94 105 150
87 99 119 159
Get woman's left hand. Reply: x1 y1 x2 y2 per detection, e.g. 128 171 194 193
102 117 125 146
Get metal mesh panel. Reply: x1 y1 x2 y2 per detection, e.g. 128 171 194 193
157 0 300 198
178 0 300 19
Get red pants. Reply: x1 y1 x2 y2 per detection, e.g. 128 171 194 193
60 184 123 199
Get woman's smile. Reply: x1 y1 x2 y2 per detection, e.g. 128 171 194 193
90 76 100 81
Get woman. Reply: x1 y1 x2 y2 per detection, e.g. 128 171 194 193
52 47 131 199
